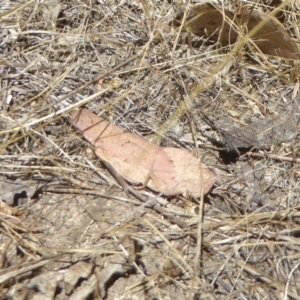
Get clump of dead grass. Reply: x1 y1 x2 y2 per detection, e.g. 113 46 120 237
1 0 300 299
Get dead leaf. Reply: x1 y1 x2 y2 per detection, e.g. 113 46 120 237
72 109 216 196
173 3 300 60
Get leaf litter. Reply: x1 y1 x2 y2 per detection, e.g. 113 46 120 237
72 108 216 196
173 2 300 59
1 1 300 299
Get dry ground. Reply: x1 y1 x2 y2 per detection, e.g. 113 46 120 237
1 0 300 299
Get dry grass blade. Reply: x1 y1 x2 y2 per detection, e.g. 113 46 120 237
0 260 49 285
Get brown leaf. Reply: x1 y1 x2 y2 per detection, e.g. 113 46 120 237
72 109 216 196
174 3 300 60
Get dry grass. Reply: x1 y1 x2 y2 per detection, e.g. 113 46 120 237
1 0 300 299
